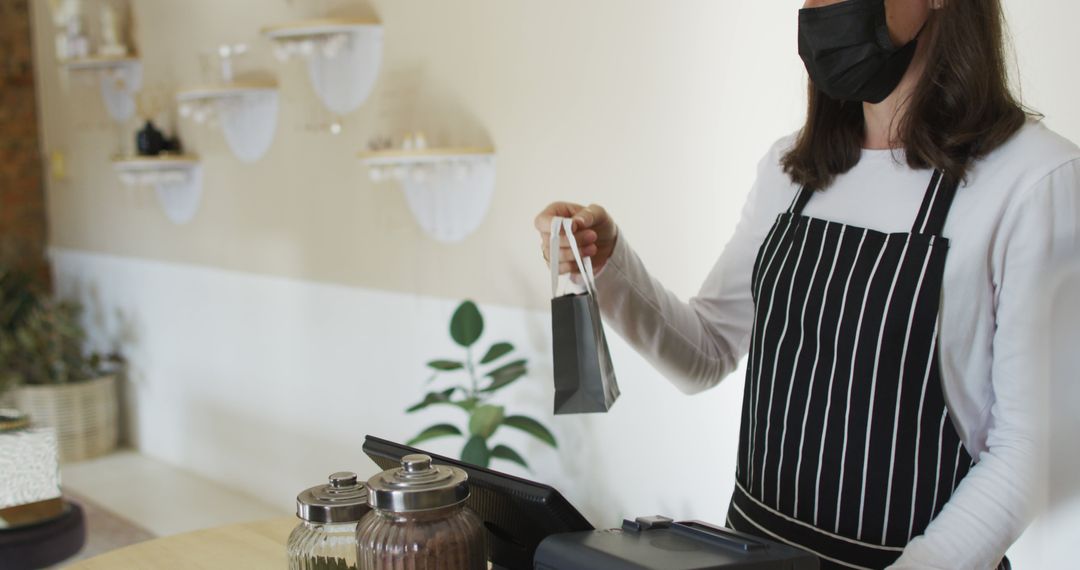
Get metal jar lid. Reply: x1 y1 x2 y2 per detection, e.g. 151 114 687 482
296 471 370 524
366 454 469 513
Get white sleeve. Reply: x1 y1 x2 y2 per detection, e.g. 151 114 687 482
890 158 1080 569
593 145 790 395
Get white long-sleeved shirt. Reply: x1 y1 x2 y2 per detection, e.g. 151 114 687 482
594 121 1080 569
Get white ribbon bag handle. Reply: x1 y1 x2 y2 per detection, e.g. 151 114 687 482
550 216 597 298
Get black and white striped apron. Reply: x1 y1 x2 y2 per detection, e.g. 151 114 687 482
726 171 1003 569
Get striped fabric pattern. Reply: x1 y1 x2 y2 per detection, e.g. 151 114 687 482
729 171 986 569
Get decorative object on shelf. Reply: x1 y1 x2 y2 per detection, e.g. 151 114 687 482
112 156 203 224
133 118 182 156
404 300 557 470
97 1 129 57
135 119 165 155
0 268 125 463
178 82 279 163
263 17 384 116
360 140 496 243
214 43 248 83
62 56 142 123
176 43 279 162
48 0 89 61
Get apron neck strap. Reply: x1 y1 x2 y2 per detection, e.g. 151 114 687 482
911 169 960 236
788 186 815 216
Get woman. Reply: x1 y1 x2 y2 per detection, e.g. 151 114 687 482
537 0 1079 568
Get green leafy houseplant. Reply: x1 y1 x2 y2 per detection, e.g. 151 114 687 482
0 269 40 395
406 300 557 469
0 267 122 394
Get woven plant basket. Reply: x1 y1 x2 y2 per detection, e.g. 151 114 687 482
14 375 118 463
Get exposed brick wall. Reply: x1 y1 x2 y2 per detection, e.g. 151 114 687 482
0 0 49 288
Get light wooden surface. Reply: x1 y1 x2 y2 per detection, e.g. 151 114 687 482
261 17 381 38
175 82 278 101
111 156 201 170
61 55 140 70
66 516 296 569
357 147 495 159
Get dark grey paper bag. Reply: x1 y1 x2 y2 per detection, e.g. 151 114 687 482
549 217 619 414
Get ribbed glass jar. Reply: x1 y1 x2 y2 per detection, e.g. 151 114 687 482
355 504 486 570
287 520 360 570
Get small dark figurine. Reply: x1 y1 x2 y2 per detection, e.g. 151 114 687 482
136 120 165 156
161 135 183 154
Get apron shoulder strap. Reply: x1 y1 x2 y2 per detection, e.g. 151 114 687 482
912 169 961 236
788 186 815 216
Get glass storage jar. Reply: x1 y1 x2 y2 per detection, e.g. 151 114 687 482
287 471 370 570
356 454 486 570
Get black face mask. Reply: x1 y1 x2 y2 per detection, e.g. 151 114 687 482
798 0 919 104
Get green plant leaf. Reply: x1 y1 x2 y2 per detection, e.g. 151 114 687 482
481 359 527 393
405 388 456 413
468 404 505 439
406 424 464 446
450 300 483 348
461 435 490 468
485 359 527 378
479 342 514 364
481 370 526 393
491 445 529 469
454 397 479 413
503 416 557 448
427 359 464 371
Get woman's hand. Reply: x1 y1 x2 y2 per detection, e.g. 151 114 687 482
535 202 619 275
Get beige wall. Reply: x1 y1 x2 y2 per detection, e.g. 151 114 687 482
33 0 1080 310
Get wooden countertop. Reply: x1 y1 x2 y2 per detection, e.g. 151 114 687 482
67 516 296 569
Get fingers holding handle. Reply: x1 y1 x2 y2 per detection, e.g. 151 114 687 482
536 201 605 269
550 217 596 297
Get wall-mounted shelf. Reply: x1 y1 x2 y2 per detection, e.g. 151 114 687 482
177 81 279 163
263 17 383 116
112 156 203 225
359 147 496 243
359 147 496 165
61 56 142 122
61 55 139 70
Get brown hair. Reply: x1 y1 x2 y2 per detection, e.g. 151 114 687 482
782 0 1029 190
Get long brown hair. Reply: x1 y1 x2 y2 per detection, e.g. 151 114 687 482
782 0 1029 190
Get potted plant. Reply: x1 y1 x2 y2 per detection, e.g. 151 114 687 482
0 267 123 462
0 270 38 407
405 300 557 470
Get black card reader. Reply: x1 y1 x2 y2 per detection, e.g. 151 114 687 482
534 515 819 569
